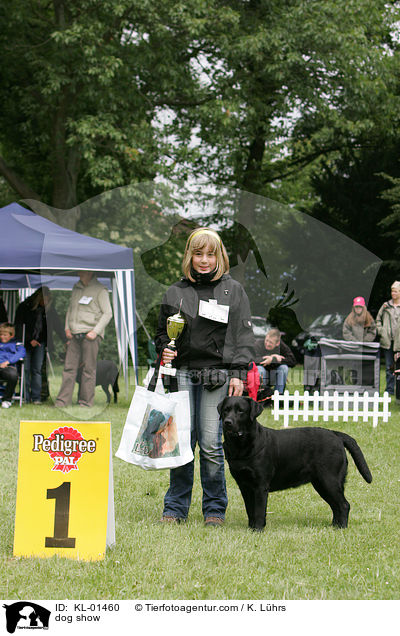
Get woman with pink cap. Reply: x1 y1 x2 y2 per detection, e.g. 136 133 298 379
376 281 400 394
342 296 376 343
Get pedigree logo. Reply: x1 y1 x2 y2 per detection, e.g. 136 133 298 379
32 426 97 473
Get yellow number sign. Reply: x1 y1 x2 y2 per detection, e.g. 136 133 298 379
13 421 115 561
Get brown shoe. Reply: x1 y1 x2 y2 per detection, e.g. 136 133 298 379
204 516 224 527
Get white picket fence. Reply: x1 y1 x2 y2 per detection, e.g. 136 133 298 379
272 390 391 428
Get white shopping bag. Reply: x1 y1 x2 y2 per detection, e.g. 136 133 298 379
142 366 165 393
115 365 193 470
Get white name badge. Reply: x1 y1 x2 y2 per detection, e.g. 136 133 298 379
78 296 93 305
199 299 229 324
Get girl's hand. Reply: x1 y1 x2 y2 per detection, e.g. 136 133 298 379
228 377 243 396
162 347 177 365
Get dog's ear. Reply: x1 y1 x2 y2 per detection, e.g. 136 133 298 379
250 398 263 420
217 397 227 415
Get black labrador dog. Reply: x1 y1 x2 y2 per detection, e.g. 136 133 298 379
76 360 119 403
218 396 372 530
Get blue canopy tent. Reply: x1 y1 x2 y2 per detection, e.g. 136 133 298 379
0 203 138 390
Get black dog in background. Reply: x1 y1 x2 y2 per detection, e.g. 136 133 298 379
76 360 119 403
218 396 372 531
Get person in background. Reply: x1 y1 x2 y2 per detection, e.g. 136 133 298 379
0 293 7 323
15 286 64 404
255 327 296 394
55 271 112 408
342 296 376 342
155 227 255 526
0 322 26 409
376 281 400 394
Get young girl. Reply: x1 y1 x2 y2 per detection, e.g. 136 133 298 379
342 296 376 342
155 227 255 526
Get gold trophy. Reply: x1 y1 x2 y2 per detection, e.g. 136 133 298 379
162 301 186 376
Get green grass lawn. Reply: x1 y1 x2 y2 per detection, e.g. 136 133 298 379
0 366 399 600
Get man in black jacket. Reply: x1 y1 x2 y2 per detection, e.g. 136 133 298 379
255 327 296 394
0 294 7 323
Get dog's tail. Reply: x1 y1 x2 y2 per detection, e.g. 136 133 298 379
334 432 372 483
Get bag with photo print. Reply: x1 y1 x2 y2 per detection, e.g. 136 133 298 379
115 358 193 470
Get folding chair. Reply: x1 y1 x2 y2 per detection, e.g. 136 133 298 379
14 358 25 406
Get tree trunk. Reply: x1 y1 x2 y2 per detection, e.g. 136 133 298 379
0 156 41 202
234 129 266 282
47 0 81 230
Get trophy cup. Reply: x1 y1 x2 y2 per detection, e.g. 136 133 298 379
162 302 186 376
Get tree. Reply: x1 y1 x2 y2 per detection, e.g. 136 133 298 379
2 0 396 224
0 0 215 224
164 1 395 204
306 141 400 310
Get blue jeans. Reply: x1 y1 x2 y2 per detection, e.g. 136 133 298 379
257 364 289 394
24 344 46 402
383 344 395 394
163 369 229 520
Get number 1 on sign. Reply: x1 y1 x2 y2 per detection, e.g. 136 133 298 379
45 481 76 548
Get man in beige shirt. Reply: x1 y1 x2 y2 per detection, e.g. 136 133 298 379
55 271 112 407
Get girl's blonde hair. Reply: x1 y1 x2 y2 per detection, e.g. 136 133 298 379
182 228 230 281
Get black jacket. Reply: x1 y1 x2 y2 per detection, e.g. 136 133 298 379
15 299 65 352
155 274 255 375
254 339 296 369
0 297 7 323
